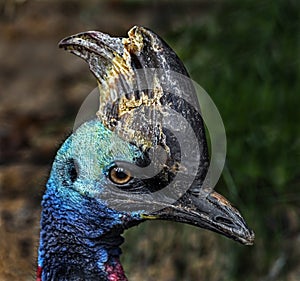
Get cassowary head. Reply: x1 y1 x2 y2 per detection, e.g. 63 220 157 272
37 26 254 281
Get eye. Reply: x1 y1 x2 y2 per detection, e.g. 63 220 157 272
108 165 132 185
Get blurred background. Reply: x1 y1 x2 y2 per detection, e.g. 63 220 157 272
0 0 299 280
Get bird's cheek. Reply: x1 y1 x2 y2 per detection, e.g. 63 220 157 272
70 179 106 198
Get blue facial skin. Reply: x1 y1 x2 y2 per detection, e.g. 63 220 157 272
38 119 144 280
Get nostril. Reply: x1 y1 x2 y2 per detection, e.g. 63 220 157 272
215 216 234 226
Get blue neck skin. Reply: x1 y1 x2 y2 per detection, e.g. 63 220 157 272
39 179 142 280
38 120 144 281
38 180 138 280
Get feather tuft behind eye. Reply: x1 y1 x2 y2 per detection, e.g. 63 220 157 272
67 158 78 183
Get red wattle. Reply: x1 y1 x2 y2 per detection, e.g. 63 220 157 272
36 266 42 281
105 260 128 281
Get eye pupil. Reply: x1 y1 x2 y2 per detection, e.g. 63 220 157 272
109 166 132 185
115 169 127 179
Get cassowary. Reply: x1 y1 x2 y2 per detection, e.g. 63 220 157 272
37 26 254 281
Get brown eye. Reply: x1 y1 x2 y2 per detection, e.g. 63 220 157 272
109 166 132 185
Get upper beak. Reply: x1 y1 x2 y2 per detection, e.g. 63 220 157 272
148 191 255 245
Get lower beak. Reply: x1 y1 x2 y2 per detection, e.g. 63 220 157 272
147 191 255 245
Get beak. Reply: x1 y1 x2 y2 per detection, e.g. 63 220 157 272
146 191 255 246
